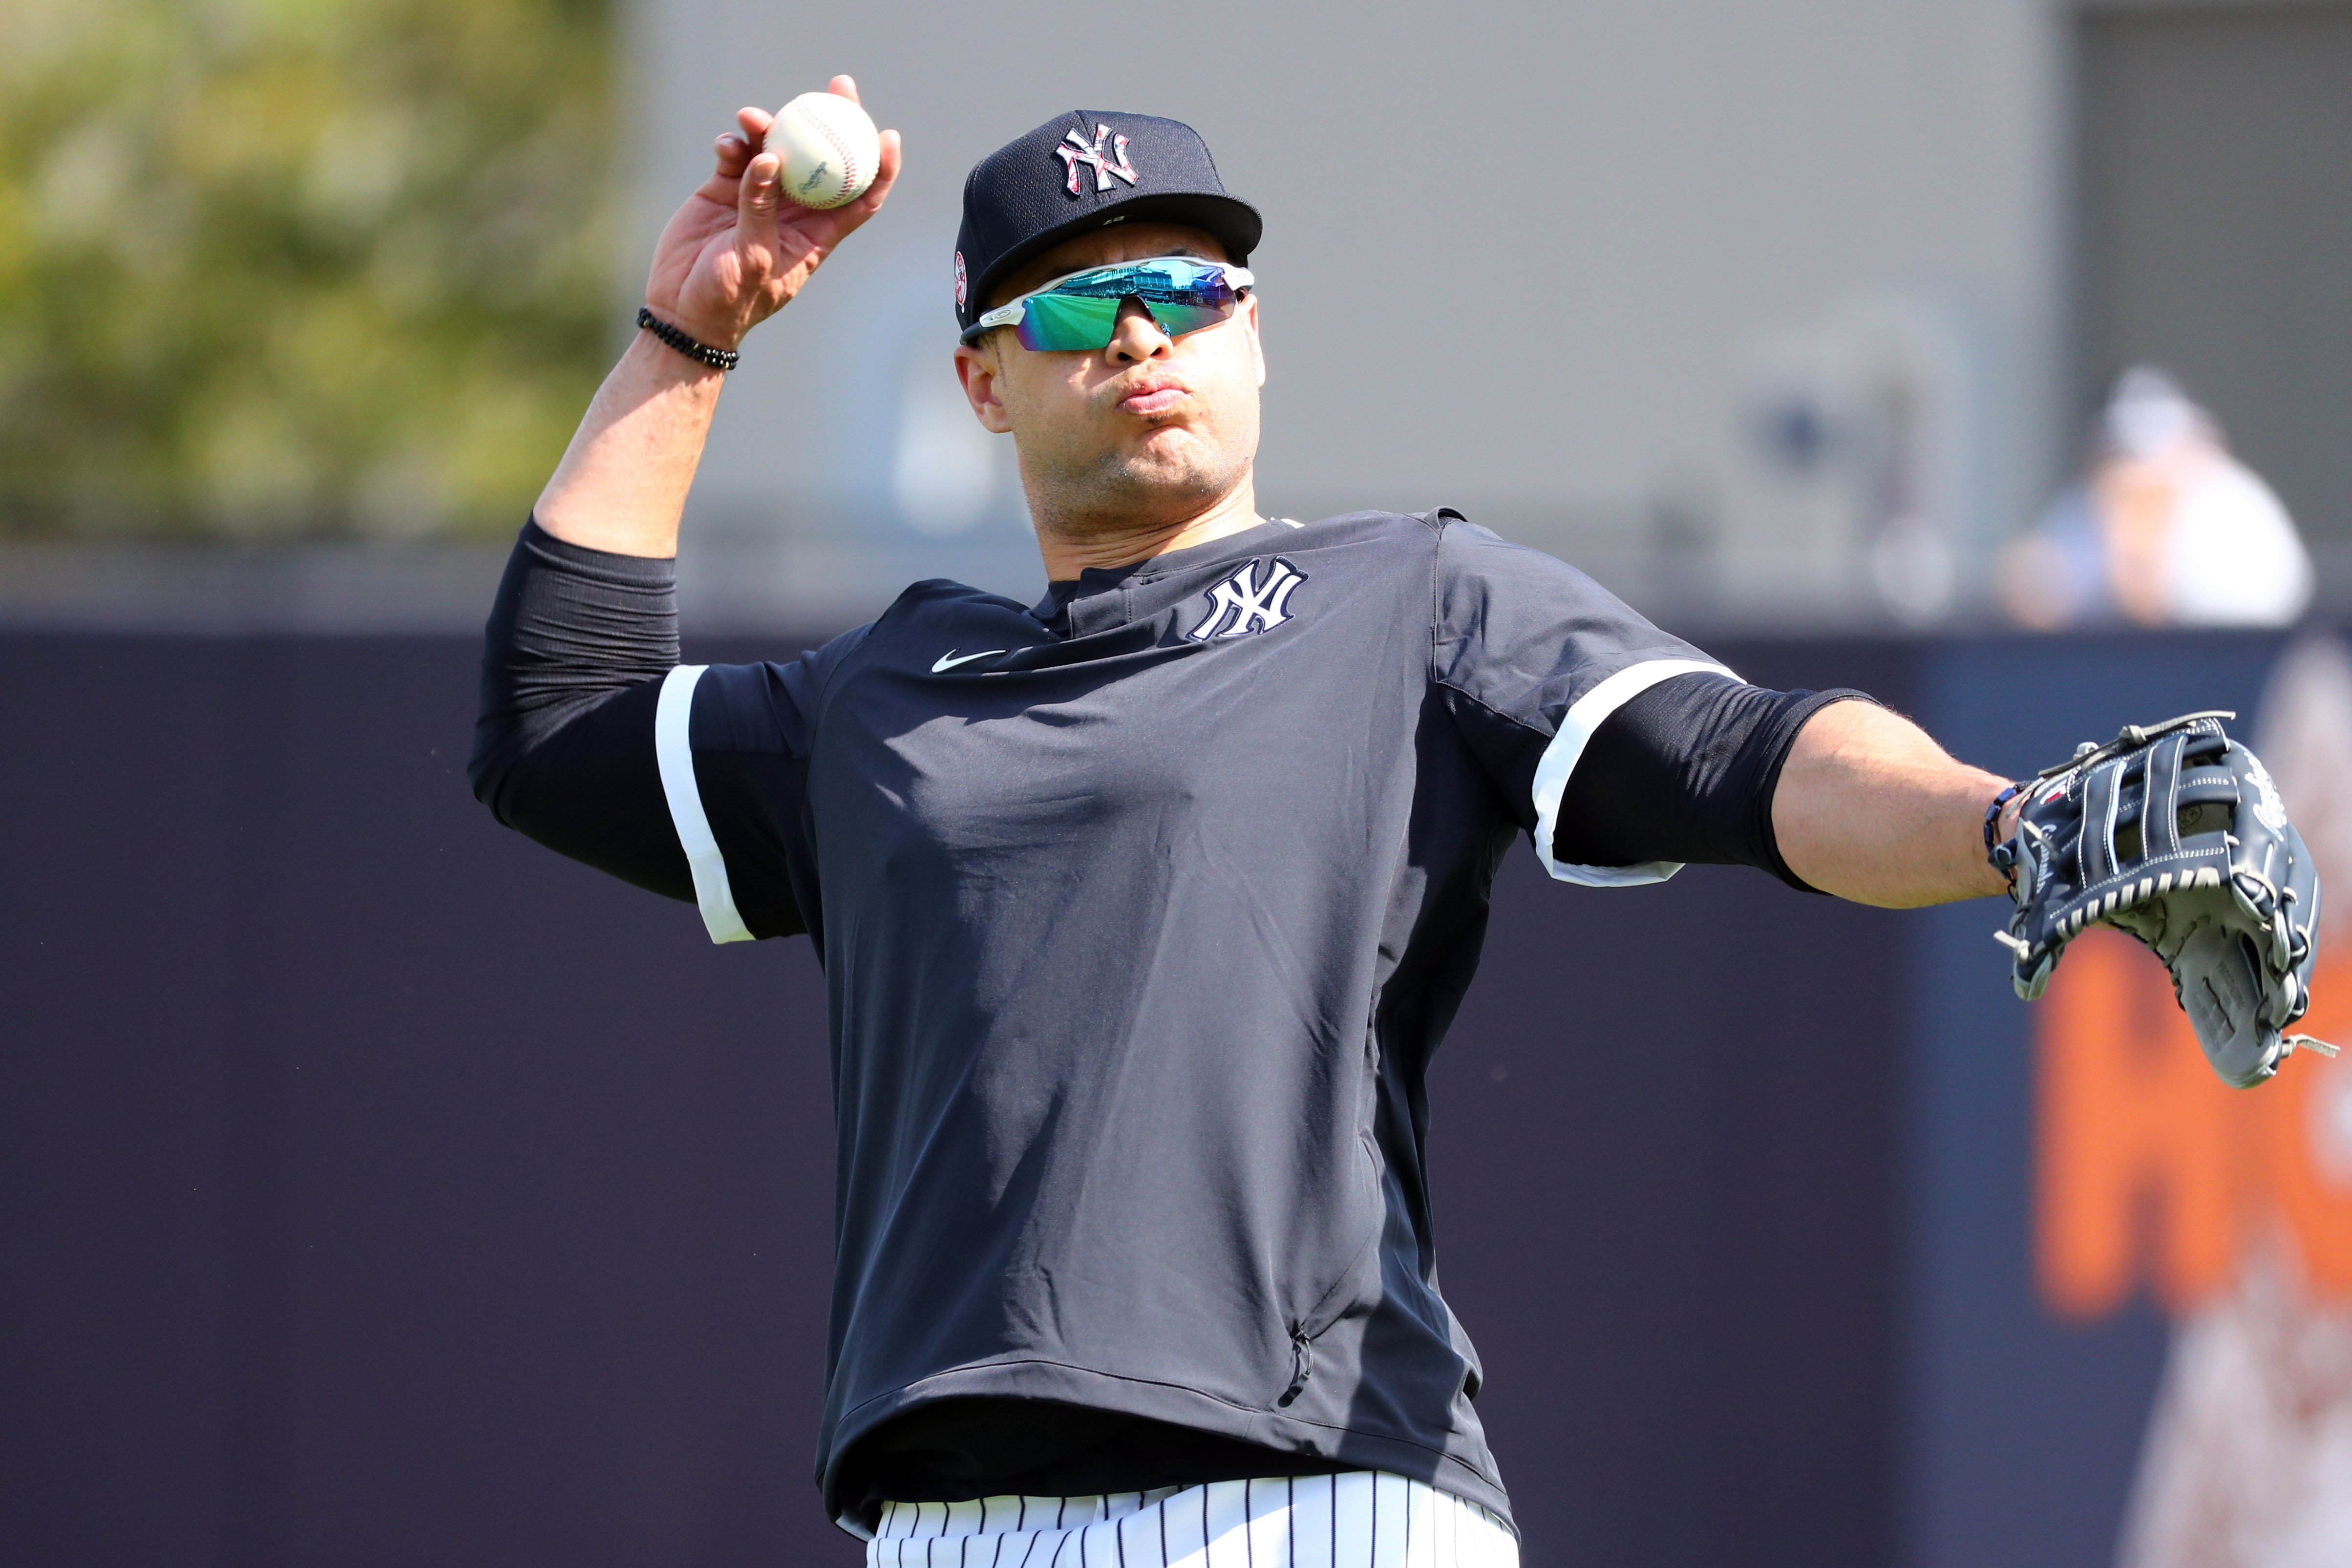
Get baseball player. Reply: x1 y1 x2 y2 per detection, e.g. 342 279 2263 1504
471 83 2325 1566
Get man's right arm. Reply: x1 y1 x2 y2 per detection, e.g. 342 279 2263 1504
468 520 690 901
534 80 900 558
468 82 897 908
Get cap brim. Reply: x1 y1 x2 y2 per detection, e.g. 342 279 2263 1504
966 192 1263 326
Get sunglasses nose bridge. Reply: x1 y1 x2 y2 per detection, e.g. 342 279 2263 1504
1108 295 1177 356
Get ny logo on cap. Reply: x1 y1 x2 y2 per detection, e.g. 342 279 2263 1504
1186 557 1307 641
1057 125 1140 195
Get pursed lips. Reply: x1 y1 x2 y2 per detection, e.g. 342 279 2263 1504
1113 379 1188 417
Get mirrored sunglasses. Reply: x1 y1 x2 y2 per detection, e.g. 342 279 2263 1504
964 257 1254 351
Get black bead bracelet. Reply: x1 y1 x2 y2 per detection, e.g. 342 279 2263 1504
636 307 739 371
1984 781 2023 887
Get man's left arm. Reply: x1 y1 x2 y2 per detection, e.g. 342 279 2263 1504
1772 700 2017 908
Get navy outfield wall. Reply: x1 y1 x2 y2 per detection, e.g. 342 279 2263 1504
1897 632 2296 1568
0 629 2292 1566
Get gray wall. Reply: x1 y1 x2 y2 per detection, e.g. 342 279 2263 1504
23 2 2341 638
623 0 2070 628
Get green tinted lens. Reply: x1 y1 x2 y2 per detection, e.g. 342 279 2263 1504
1012 292 1123 351
1007 261 1243 350
1143 300 1230 338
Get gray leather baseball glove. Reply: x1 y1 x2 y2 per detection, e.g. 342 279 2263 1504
1991 711 2335 1087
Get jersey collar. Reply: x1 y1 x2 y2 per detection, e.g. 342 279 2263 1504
1031 516 1299 623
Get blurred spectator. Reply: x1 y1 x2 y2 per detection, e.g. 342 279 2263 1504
2001 367 2312 628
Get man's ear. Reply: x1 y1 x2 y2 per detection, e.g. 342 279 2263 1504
954 339 1015 434
1243 293 1265 388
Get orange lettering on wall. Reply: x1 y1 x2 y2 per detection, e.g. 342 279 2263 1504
2261 959 2352 1293
2035 930 2237 1318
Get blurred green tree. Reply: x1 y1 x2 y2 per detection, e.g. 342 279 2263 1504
0 0 614 539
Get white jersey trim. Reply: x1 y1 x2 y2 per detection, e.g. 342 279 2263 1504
1531 656 1739 888
865 1471 1518 1567
654 664 753 944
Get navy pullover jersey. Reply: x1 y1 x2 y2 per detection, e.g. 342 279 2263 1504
658 508 1728 1527
469 506 1865 1537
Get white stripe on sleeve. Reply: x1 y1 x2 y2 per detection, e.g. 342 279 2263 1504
1530 656 1738 888
653 663 754 944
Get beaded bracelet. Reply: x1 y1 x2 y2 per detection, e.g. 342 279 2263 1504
1983 781 2023 887
636 307 739 371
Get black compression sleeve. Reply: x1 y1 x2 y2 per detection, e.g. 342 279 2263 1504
468 519 693 902
1552 674 1880 893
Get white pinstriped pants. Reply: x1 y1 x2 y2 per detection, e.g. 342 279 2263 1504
866 1471 1518 1568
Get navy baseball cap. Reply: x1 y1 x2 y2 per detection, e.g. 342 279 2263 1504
953 111 1262 336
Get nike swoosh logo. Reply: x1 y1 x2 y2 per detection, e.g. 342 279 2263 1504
931 649 1007 673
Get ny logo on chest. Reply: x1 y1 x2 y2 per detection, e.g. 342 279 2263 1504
1185 557 1309 641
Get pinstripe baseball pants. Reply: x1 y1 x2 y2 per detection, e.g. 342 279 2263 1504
866 1471 1518 1568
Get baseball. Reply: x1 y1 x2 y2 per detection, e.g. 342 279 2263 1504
764 91 881 210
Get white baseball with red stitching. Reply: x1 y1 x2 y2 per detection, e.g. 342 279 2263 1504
764 91 879 210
